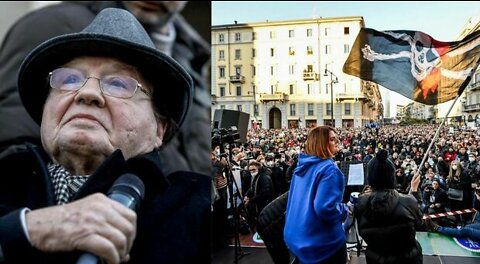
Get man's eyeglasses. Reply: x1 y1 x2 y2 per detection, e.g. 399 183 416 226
49 67 150 98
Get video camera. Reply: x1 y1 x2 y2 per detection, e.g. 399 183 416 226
211 125 240 146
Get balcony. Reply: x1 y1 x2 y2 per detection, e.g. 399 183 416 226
229 74 245 84
336 93 367 102
468 81 480 91
464 103 480 112
303 71 319 81
259 92 289 103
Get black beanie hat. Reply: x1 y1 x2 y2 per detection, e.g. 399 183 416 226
367 149 396 189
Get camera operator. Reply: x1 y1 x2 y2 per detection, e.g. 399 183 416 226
211 146 229 251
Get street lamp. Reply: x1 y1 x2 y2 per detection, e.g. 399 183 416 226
324 69 338 127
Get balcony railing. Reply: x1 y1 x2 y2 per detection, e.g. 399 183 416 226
336 93 367 102
229 74 245 83
259 92 289 103
468 81 480 91
464 103 480 112
303 71 319 81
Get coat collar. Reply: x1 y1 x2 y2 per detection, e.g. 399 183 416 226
72 149 170 201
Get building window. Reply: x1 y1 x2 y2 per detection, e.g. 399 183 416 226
307 83 313 94
219 34 224 43
289 84 294 95
307 28 312 37
235 49 241 60
345 103 351 115
270 31 276 39
325 83 329 94
219 50 224 60
270 48 275 57
344 27 350 35
308 103 314 116
219 67 225 78
289 65 295 75
325 45 331 55
290 104 296 116
306 64 313 72
252 32 256 40
288 46 295 55
271 66 275 76
326 103 331 115
344 44 350 54
220 105 225 109
235 66 241 76
220 86 225 96
270 85 274 94
236 86 241 96
307 46 313 55
324 27 330 36
475 72 480 83
252 48 256 58
254 104 259 116
237 105 243 111
289 30 295 38
235 32 241 41
252 65 256 76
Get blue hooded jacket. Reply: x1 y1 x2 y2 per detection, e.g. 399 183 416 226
284 153 348 263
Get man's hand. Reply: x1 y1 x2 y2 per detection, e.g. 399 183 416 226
26 193 136 264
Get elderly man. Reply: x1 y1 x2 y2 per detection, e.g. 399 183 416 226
0 8 210 264
0 1 211 176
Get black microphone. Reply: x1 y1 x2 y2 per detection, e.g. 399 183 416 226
76 173 145 264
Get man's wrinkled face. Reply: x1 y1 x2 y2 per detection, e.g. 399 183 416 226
41 56 164 166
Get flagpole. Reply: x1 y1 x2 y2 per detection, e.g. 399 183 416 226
415 94 460 179
414 58 480 188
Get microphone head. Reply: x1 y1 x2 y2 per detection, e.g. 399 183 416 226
112 173 145 199
108 173 145 211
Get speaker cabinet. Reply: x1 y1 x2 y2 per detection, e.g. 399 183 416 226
212 109 250 143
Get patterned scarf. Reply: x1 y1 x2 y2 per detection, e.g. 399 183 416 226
48 163 89 205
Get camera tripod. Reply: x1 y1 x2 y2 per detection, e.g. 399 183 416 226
218 142 251 263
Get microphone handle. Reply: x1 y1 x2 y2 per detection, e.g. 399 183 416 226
76 193 135 264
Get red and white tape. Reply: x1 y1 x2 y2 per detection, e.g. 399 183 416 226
423 208 477 219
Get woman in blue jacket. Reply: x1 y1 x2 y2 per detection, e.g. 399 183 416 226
284 126 349 264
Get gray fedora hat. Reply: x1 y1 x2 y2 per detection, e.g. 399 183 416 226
18 8 193 130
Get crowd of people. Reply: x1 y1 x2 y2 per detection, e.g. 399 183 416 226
211 123 480 257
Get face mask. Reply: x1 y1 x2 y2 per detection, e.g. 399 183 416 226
470 157 476 162
251 172 258 177
267 161 274 167
452 165 457 170
280 158 285 162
